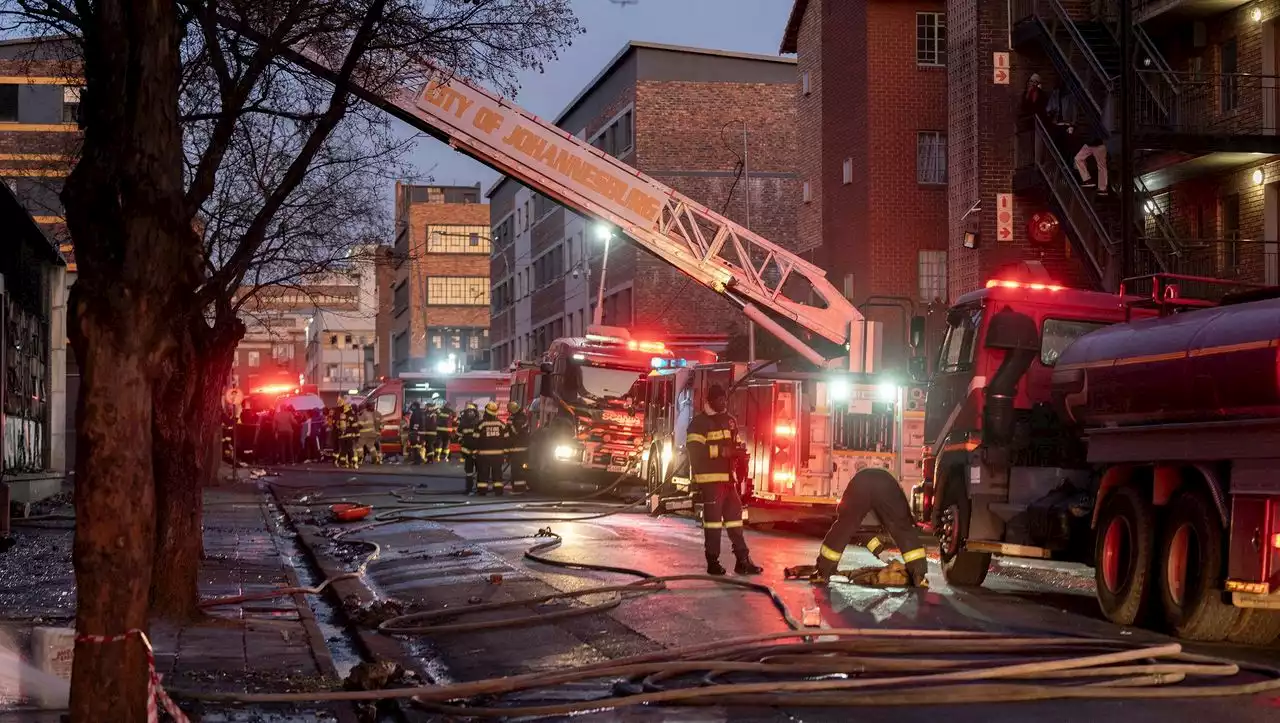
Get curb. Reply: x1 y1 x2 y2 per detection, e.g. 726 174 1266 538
266 463 466 478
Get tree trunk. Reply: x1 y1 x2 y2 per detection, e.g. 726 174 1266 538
151 319 241 620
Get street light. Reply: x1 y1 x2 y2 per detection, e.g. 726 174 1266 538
592 223 614 327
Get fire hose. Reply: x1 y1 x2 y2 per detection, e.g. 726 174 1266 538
164 475 1280 717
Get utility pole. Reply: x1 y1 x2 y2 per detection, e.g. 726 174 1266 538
1119 0 1135 284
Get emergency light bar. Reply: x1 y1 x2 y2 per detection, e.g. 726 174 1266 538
629 340 666 353
985 279 1065 292
650 357 693 369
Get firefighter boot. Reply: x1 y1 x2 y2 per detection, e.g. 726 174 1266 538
734 555 764 575
704 527 726 575
726 526 762 575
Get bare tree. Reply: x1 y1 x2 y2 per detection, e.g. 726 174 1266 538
2 0 580 718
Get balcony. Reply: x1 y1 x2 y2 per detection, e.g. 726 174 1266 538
1133 0 1252 24
1136 71 1280 154
1131 238 1279 297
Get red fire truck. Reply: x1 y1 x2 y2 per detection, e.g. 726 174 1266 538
915 265 1280 643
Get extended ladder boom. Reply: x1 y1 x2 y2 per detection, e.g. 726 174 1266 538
265 38 868 369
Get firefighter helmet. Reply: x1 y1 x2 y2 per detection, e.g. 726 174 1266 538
466 401 477 409
484 401 499 415
507 401 520 414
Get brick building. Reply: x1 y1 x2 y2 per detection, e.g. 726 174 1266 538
390 182 490 377
780 0 951 370
487 42 799 369
231 280 364 393
951 0 1278 300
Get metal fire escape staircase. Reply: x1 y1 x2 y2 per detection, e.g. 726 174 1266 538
245 32 869 372
1013 0 1184 287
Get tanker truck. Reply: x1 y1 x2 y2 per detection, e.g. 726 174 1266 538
915 266 1280 644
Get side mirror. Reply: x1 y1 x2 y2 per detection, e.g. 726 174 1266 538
908 355 929 383
909 315 926 350
539 361 553 374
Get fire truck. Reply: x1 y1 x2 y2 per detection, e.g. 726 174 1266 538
915 264 1280 643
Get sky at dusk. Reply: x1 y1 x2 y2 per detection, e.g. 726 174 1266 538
394 0 795 193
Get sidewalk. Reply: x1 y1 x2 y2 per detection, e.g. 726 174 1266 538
1 480 350 721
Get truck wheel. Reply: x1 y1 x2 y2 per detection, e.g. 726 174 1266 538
646 447 662 496
1094 485 1157 627
1156 490 1239 641
1226 609 1280 646
937 481 990 587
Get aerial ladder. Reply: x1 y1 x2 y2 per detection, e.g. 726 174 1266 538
234 31 909 508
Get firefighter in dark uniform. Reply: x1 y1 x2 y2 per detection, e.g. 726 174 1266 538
434 403 454 462
221 406 236 462
336 397 360 469
503 401 530 494
457 402 480 494
421 401 438 464
811 467 929 587
475 402 507 496
687 384 762 576
407 401 425 465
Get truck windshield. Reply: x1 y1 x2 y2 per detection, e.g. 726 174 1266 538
570 362 646 401
937 306 983 373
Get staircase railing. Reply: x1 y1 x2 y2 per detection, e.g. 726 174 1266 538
1132 174 1181 263
1026 116 1116 284
1012 0 1112 127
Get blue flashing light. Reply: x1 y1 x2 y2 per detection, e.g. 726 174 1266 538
651 357 668 369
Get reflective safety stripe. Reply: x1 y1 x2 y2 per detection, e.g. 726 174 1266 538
476 482 490 487
477 450 505 456
686 433 707 444
723 520 743 528
706 429 731 441
506 446 528 452
902 547 927 563
702 520 724 529
819 544 843 562
708 446 719 459
694 472 731 483
866 537 883 554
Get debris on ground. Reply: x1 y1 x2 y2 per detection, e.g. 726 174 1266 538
341 596 408 627
343 660 420 723
488 573 503 585
448 548 479 558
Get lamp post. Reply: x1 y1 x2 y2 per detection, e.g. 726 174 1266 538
592 223 614 327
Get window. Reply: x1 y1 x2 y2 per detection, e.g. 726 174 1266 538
801 71 811 95
426 276 490 305
1041 319 1108 366
374 394 397 416
425 224 490 253
917 131 947 184
918 250 947 302
62 86 81 124
1221 193 1240 272
589 108 635 158
1220 39 1238 112
247 351 261 368
916 12 947 67
803 181 812 203
936 306 982 373
325 364 338 381
842 157 853 185
0 84 17 122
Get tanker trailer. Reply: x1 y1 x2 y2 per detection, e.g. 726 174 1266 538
1051 294 1280 642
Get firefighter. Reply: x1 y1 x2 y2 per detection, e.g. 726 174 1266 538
407 401 425 465
421 400 439 464
434 402 454 462
474 402 507 496
457 402 480 494
357 403 383 465
810 467 929 588
687 384 762 576
221 406 236 462
504 400 530 494
336 397 360 469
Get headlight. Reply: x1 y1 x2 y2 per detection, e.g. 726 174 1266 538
553 445 575 460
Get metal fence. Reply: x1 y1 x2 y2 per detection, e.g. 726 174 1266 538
1136 71 1280 136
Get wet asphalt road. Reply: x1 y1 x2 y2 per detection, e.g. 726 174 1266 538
273 464 1280 723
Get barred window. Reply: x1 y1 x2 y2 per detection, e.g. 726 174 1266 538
426 224 489 254
918 250 947 303
917 131 947 185
916 13 946 67
426 276 490 306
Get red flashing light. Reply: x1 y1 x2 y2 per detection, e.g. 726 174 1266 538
775 423 796 437
628 339 666 353
985 279 1064 292
253 384 297 395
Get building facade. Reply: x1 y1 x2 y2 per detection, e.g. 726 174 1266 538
780 0 951 371
231 280 363 393
487 42 800 369
390 182 491 377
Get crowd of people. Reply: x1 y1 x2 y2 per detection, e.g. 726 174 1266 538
221 395 532 496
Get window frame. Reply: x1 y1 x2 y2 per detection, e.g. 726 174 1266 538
916 131 948 185
425 276 491 306
916 12 947 67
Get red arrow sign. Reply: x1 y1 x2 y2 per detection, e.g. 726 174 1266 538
998 227 1013 240
994 69 1008 83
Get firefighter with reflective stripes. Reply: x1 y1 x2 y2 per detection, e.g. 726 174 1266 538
458 402 480 494
504 401 530 494
474 402 507 496
421 401 439 464
406 402 425 464
436 403 456 462
335 397 360 469
687 384 762 576
811 467 929 587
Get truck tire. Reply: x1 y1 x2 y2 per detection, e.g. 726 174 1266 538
1093 485 1157 627
1226 609 1280 646
937 480 990 587
1156 490 1239 642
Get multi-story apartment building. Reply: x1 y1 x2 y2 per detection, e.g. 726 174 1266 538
950 0 1278 299
780 0 951 370
390 182 491 377
487 41 799 369
232 282 364 393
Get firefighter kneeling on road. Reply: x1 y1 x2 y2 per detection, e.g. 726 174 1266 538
810 467 929 588
458 402 480 494
504 401 530 494
475 402 507 496
688 384 762 576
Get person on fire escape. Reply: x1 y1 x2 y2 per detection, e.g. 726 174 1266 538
810 467 929 588
686 384 762 576
474 402 508 496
